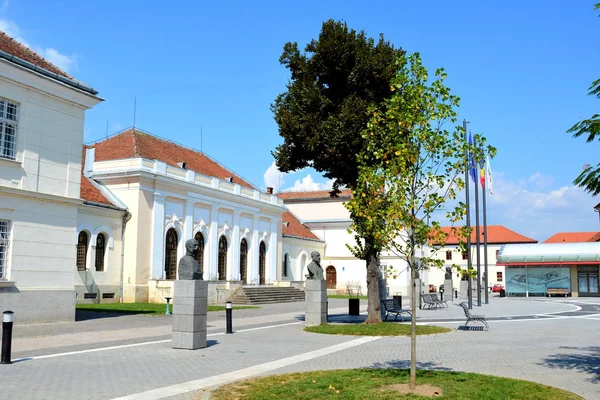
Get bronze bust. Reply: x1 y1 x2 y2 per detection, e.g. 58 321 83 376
306 251 324 280
178 239 203 280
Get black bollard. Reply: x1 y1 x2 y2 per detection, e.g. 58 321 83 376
1 310 14 365
225 301 233 334
164 297 172 315
455 288 458 299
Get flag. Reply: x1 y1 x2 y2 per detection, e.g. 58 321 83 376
468 132 477 183
486 154 494 195
479 146 485 188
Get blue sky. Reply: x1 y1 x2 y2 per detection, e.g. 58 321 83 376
1 0 599 241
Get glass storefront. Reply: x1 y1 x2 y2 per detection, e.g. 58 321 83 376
577 266 599 297
505 266 570 297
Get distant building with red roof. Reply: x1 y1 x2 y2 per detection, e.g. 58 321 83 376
543 232 600 244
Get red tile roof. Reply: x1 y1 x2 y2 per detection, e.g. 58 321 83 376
430 225 537 245
80 147 115 207
283 211 322 241
90 129 256 189
0 31 71 78
277 189 352 201
543 232 600 243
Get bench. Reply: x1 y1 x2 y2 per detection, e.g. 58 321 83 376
346 282 363 297
547 288 569 297
458 302 488 330
429 293 448 308
421 293 445 309
380 299 411 321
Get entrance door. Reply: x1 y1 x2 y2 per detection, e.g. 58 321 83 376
326 266 336 289
259 242 266 285
578 266 599 296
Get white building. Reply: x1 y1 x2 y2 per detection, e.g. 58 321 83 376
0 32 103 323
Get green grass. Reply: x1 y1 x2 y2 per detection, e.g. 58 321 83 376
305 323 451 336
210 369 582 400
327 294 368 299
76 302 259 315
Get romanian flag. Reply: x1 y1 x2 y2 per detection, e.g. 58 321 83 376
479 146 485 188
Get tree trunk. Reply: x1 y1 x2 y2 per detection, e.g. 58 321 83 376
364 252 382 324
410 265 417 389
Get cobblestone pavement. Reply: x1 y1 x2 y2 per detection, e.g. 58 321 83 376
1 298 599 400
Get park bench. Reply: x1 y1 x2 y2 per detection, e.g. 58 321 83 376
421 293 445 309
547 288 569 297
346 282 363 297
429 293 448 308
380 299 411 321
458 302 489 330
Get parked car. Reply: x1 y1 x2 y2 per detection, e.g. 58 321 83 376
428 284 437 292
492 284 504 292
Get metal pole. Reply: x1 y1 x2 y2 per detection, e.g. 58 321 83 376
473 134 482 307
483 173 489 304
464 120 473 309
165 297 172 315
1 310 14 364
226 301 233 334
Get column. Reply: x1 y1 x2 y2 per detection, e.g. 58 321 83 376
151 192 166 279
208 205 219 280
251 215 260 284
185 200 194 243
230 210 240 281
269 219 279 283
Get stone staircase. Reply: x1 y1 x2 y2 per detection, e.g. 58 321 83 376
228 286 305 305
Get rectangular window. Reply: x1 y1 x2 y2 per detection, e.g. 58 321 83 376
462 251 468 260
497 271 503 282
445 250 452 260
0 220 10 279
0 99 19 160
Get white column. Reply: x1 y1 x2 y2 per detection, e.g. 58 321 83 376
269 219 279 283
208 205 219 280
151 192 166 280
185 200 194 243
251 215 260 284
230 210 240 281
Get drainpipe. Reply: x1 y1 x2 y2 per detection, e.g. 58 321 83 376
120 211 132 303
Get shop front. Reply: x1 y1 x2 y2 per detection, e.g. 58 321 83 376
497 242 600 298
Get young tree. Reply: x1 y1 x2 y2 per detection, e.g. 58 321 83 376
348 52 494 389
272 20 405 322
568 3 600 195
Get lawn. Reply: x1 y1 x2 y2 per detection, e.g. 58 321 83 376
327 294 368 300
305 323 451 336
210 369 582 400
76 302 259 315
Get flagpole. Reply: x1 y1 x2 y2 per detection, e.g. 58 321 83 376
473 134 482 307
464 120 472 309
483 165 489 305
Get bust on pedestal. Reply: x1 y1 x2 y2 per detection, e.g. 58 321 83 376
444 266 454 302
172 239 208 350
305 251 327 326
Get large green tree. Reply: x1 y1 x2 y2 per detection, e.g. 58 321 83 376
568 3 600 195
347 52 494 389
272 20 404 322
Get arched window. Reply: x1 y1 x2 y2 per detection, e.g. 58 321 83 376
95 233 106 272
282 253 289 278
259 241 266 285
326 265 337 289
194 231 205 270
240 238 248 283
165 228 178 280
218 236 227 280
76 231 88 271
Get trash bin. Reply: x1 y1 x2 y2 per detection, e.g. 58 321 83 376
393 295 402 309
349 298 360 315
500 289 506 298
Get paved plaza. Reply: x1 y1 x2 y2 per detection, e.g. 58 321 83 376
1 297 599 399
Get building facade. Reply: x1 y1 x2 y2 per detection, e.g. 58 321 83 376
0 32 103 323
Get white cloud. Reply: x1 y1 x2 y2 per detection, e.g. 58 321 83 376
286 174 334 192
0 16 77 73
263 162 287 192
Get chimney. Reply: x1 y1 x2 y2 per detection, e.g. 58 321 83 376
266 187 273 194
225 177 234 183
176 161 187 169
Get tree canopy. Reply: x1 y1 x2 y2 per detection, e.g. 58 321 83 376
271 19 405 189
568 3 600 195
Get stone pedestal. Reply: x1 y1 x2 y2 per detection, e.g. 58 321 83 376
444 279 454 301
305 280 327 326
172 280 208 350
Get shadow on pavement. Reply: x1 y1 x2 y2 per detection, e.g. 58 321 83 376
457 325 487 332
540 346 600 383
75 310 156 321
370 360 453 371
